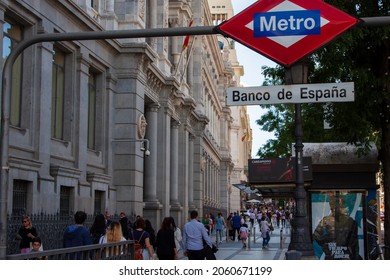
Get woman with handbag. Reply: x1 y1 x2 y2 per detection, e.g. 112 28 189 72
128 217 155 260
16 216 38 254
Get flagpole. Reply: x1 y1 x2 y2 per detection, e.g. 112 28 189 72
175 19 193 77
180 36 197 84
174 49 185 77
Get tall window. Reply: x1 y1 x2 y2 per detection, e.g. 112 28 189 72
12 180 28 214
88 72 97 149
94 190 104 214
91 0 99 11
60 186 72 217
3 19 23 126
51 47 65 139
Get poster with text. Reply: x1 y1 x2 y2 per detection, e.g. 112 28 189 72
311 191 364 260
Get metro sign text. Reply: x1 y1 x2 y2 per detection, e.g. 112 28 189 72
255 10 321 37
217 0 359 66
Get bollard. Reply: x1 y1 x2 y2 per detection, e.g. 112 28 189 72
253 227 256 243
280 228 283 249
226 228 229 243
285 250 302 260
248 229 251 249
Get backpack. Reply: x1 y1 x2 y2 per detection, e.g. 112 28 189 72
132 231 145 260
240 229 247 239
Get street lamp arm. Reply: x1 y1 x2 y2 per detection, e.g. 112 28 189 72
359 16 390 27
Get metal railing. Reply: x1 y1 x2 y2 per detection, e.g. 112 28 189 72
7 212 137 254
6 240 135 260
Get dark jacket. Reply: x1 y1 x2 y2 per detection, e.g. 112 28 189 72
18 226 38 249
63 225 92 248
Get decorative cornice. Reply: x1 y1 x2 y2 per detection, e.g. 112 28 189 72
50 165 82 179
146 69 164 94
86 172 112 184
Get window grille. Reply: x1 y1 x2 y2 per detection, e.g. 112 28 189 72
12 180 28 214
60 186 72 217
94 190 104 214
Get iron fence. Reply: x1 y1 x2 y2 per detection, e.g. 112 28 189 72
7 212 137 255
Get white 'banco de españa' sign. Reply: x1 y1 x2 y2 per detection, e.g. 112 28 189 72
226 82 354 106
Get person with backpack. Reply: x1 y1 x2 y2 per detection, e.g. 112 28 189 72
239 223 249 248
128 217 155 260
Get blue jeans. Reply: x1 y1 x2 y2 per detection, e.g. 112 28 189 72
216 229 223 242
263 232 270 247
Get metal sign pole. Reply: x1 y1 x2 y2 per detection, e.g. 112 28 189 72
285 61 314 257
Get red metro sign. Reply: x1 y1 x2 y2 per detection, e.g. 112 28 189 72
217 0 358 67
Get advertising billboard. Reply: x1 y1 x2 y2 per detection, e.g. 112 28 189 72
248 157 312 183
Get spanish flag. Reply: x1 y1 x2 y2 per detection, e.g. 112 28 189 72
182 20 193 50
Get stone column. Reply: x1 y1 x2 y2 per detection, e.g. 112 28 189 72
106 0 114 13
170 121 180 207
75 50 90 185
168 18 180 74
144 104 159 202
148 0 157 50
188 135 195 211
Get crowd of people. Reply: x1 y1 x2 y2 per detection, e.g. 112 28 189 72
15 205 292 260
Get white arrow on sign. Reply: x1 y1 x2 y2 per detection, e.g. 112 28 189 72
226 82 354 106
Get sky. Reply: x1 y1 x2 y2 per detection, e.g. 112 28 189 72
230 0 277 158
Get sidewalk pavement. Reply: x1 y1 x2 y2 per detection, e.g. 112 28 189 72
178 223 291 260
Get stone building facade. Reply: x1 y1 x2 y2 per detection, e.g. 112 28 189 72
0 0 251 229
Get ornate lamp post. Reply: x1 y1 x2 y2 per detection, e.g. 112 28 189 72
285 61 314 257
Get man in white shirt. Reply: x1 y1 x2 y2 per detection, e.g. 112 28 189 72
182 210 213 260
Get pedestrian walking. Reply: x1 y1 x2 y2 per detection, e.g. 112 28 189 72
63 211 92 259
239 223 249 248
215 212 225 243
260 216 271 249
90 213 107 244
105 212 112 227
155 217 178 260
227 213 233 240
231 212 241 241
145 219 156 252
119 211 129 238
168 217 182 252
128 217 155 260
202 213 211 235
16 215 38 254
99 221 126 257
249 211 256 228
182 210 213 260
209 212 215 234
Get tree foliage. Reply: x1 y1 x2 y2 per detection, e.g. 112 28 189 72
253 0 390 259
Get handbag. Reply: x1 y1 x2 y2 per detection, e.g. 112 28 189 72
203 238 218 260
269 223 274 231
